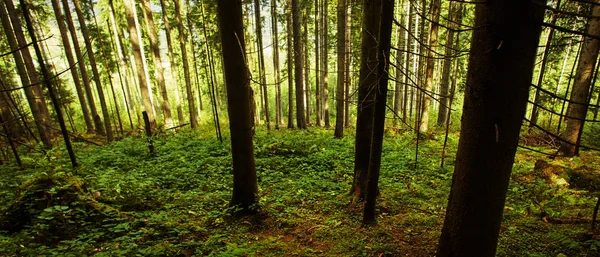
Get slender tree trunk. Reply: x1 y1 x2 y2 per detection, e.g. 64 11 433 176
186 0 203 116
303 11 311 125
558 2 600 157
51 0 93 134
174 0 197 128
200 1 222 141
418 0 439 133
315 0 322 126
322 0 330 127
159 0 185 127
392 0 404 128
286 0 295 128
436 1 544 255
72 0 113 141
334 0 346 138
2 0 52 147
254 0 270 130
363 0 394 225
272 0 284 128
344 1 352 127
405 3 414 122
123 0 157 129
216 0 258 215
437 1 456 127
143 0 173 128
351 0 381 202
292 0 306 129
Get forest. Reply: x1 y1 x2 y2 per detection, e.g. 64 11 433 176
1 0 600 256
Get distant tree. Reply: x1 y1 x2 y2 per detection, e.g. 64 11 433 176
315 0 321 127
286 0 295 129
271 0 284 128
254 0 270 130
321 0 330 127
334 0 346 138
216 0 258 214
292 0 306 129
418 0 441 133
436 0 544 255
437 1 458 127
558 1 600 157
174 0 197 129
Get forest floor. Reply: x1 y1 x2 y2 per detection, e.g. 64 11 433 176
0 127 599 256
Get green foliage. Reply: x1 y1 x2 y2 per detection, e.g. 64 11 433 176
0 128 598 256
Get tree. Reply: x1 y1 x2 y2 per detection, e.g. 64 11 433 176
143 0 173 129
321 0 330 127
315 0 321 126
351 0 380 202
418 0 440 133
174 0 197 129
334 0 346 138
292 0 306 129
286 0 294 129
558 1 600 157
216 0 258 214
436 0 544 255
271 0 284 128
436 1 457 127
254 0 270 130
363 0 394 225
72 0 113 141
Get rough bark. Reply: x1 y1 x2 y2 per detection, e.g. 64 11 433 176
292 0 306 129
437 2 456 127
558 2 600 157
216 0 258 214
303 11 311 125
286 0 294 128
334 0 346 138
344 1 352 127
436 1 544 255
143 0 172 128
418 0 440 133
72 0 113 141
174 0 197 128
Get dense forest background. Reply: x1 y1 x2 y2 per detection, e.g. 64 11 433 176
1 0 600 256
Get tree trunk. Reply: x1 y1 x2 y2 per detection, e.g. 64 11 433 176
315 0 321 126
344 1 352 128
303 11 311 125
2 0 52 147
143 0 173 128
351 0 381 202
436 1 456 127
72 0 113 141
363 0 394 225
174 0 197 128
159 0 185 127
418 0 439 133
392 0 404 128
272 0 284 128
292 0 306 129
286 0 294 129
321 0 330 127
558 2 600 157
254 0 270 130
436 1 544 255
334 0 346 138
216 0 258 215
51 0 93 134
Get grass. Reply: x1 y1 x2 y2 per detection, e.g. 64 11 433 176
0 126 598 256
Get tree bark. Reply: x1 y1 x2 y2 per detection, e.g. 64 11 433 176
272 0 284 128
254 0 270 130
334 0 346 138
286 0 294 129
174 0 197 129
436 0 544 255
392 0 404 128
292 0 306 129
321 0 330 127
344 0 352 128
558 2 600 157
315 0 321 126
418 0 440 133
143 0 173 128
72 0 113 141
216 0 258 214
436 1 457 127
303 11 311 125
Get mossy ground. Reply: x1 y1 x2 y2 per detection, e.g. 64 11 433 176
0 127 598 256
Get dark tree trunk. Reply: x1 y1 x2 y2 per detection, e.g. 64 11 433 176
363 0 394 225
351 0 381 202
436 1 457 127
558 2 600 157
344 0 352 128
334 0 346 138
436 1 544 255
303 11 311 125
286 0 294 129
292 0 306 129
216 0 258 214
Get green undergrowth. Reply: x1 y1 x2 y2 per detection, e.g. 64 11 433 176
0 127 599 256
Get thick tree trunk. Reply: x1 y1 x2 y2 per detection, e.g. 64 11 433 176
2 0 52 147
292 0 307 129
143 0 173 128
272 0 284 128
418 0 440 133
558 2 600 157
286 0 294 129
174 0 197 129
216 0 258 214
334 0 346 138
436 1 544 255
363 0 394 225
72 0 113 141
351 0 381 202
